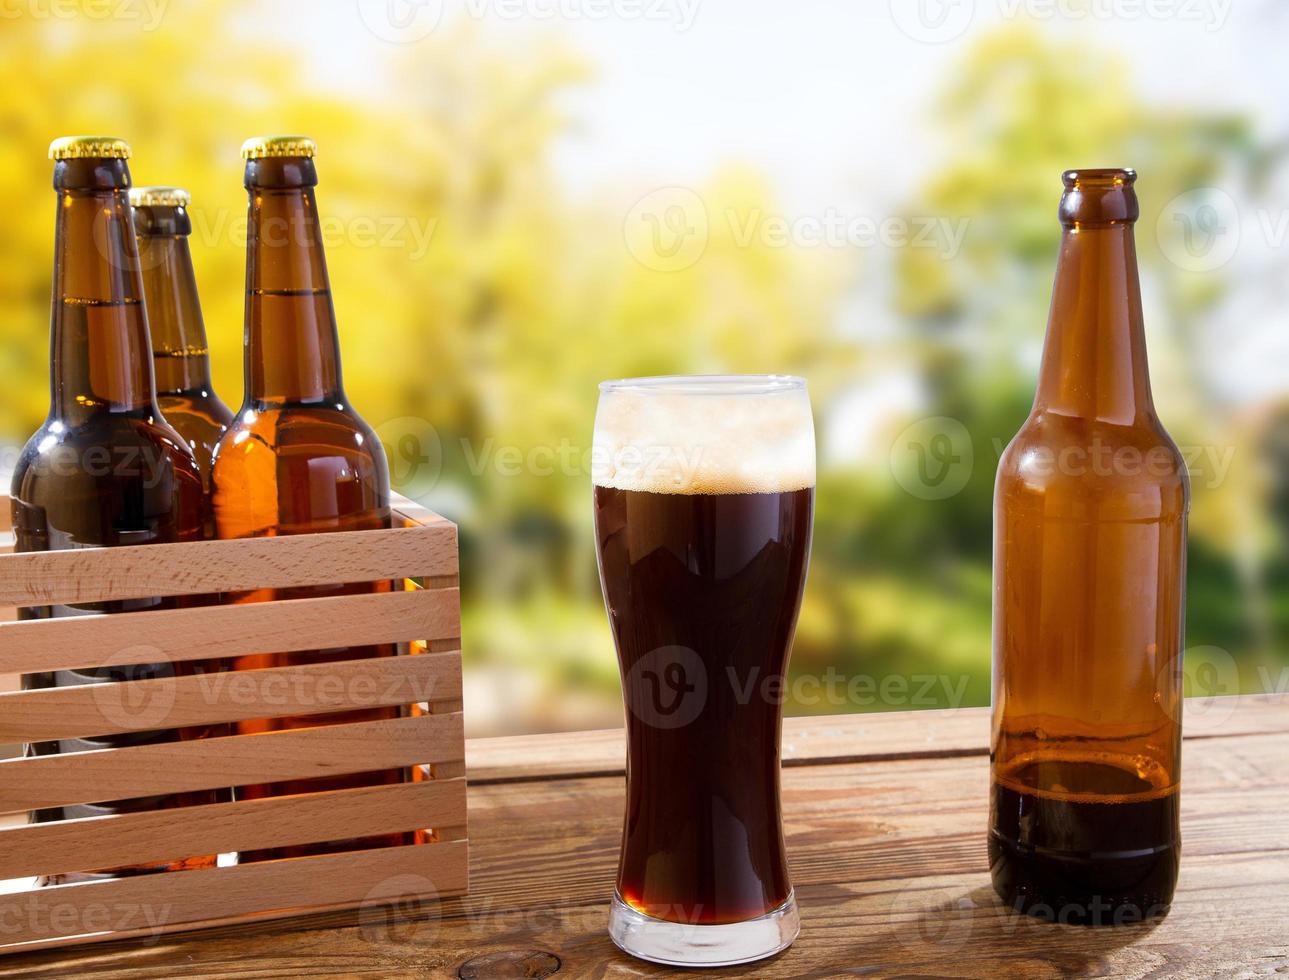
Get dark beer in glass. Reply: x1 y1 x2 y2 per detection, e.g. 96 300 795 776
593 376 813 966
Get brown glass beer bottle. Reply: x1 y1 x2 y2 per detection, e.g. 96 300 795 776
11 137 214 881
131 185 234 520
211 136 412 862
990 169 1189 925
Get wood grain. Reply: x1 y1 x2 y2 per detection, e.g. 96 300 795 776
0 840 469 954
0 587 461 675
1 699 1284 977
0 650 463 742
0 491 469 957
0 779 467 881
0 713 464 814
0 522 456 607
465 694 1288 784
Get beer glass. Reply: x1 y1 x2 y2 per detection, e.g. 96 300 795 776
593 376 814 966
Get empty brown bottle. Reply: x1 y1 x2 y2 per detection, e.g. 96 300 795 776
211 136 412 862
990 169 1189 925
11 137 215 881
131 185 234 522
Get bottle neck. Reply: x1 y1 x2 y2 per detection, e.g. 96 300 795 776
1034 219 1155 426
244 170 343 406
137 218 214 396
50 161 157 420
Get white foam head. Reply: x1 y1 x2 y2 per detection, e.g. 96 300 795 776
592 376 815 495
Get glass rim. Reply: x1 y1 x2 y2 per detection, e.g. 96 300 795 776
598 374 806 396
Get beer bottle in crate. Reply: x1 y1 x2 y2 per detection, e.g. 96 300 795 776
211 136 413 861
10 137 215 881
130 185 234 528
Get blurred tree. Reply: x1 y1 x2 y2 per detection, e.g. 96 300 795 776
0 4 855 732
890 25 1281 691
2 10 1280 731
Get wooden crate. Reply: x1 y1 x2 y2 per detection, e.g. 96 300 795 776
0 494 468 955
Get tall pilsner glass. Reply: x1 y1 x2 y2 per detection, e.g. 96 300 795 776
593 376 814 966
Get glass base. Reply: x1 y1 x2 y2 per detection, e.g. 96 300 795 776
608 892 799 967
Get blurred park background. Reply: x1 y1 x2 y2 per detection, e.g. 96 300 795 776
0 0 1285 736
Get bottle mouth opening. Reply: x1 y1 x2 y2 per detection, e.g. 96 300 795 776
1063 168 1137 189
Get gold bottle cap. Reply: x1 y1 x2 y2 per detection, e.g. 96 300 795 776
241 136 317 160
49 136 132 161
129 186 191 208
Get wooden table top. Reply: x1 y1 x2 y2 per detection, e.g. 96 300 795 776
4 695 1287 978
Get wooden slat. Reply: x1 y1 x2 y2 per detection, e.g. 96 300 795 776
0 779 466 881
466 695 1289 784
0 651 462 743
393 496 444 528
0 840 469 952
0 713 463 814
0 587 460 676
0 522 457 607
463 710 988 784
393 502 460 590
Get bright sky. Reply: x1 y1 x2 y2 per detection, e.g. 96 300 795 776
279 0 1288 411
285 0 1289 214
